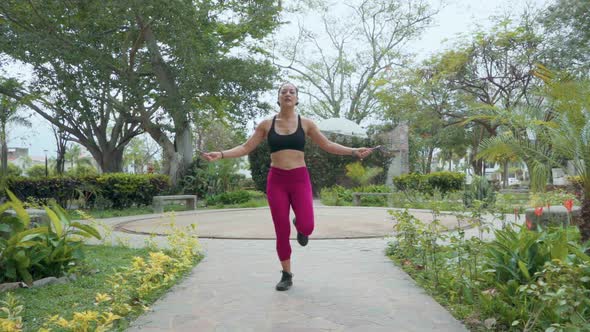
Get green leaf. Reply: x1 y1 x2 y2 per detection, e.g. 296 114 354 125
517 260 531 280
16 265 33 286
6 189 29 228
44 206 63 237
70 222 101 240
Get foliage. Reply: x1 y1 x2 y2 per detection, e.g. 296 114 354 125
6 164 22 177
206 190 254 206
0 0 281 179
345 162 383 187
0 190 101 285
7 174 170 209
463 175 496 208
0 292 23 332
393 171 465 196
0 222 202 332
24 165 47 178
276 0 436 123
387 206 590 331
181 158 248 198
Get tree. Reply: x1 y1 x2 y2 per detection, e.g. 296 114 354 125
375 58 468 174
64 144 93 170
431 16 545 175
481 69 590 241
0 0 282 184
540 0 590 77
0 79 31 177
275 0 436 123
123 135 160 174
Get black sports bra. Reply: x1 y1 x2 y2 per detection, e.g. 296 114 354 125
267 115 306 153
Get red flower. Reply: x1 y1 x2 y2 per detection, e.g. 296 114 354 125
526 218 533 230
563 199 574 212
534 206 544 216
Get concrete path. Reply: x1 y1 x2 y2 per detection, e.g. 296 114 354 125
127 237 468 332
88 204 473 331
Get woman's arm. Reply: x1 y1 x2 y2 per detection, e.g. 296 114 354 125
306 119 374 159
201 120 267 162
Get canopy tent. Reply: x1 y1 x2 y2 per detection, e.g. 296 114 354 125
317 118 368 138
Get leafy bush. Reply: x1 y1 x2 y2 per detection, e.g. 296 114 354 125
181 159 248 198
6 174 171 209
97 173 170 209
393 171 465 196
387 206 590 331
0 190 101 285
6 164 22 177
25 164 47 178
463 175 496 208
320 185 353 206
206 190 253 206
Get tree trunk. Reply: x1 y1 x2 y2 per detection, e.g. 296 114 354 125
1 140 7 176
88 147 124 173
503 160 509 188
426 148 434 174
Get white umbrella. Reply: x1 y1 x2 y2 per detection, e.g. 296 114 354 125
317 118 368 138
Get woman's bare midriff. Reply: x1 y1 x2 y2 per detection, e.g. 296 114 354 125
270 150 306 170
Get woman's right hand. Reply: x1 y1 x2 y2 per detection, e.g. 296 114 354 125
201 151 223 162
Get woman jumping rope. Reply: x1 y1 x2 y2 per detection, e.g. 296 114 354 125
201 82 375 291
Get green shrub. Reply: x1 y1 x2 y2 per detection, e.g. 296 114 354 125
6 164 22 177
463 175 495 208
206 190 252 206
319 185 353 206
25 165 48 178
7 174 170 209
0 190 101 285
425 171 465 196
393 171 465 196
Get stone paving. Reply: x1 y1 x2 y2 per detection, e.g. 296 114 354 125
90 204 481 331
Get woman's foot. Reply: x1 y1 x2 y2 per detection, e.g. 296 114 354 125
292 217 308 246
275 270 293 291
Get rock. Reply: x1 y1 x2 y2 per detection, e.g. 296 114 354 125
484 318 497 330
32 277 59 287
0 282 23 292
55 277 70 284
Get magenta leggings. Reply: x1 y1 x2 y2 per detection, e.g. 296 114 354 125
266 166 314 261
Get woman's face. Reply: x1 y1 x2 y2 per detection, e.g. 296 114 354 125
278 84 298 107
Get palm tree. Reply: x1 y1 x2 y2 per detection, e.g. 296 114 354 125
479 66 590 241
0 90 32 177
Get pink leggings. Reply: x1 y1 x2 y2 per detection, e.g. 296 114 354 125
266 166 314 261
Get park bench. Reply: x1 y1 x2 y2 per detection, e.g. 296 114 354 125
352 192 392 206
152 195 197 214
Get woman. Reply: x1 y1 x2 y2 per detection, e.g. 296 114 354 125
202 82 374 291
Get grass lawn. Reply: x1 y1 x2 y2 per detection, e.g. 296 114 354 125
0 244 198 331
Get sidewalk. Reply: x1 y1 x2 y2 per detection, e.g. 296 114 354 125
127 238 468 331
89 204 470 331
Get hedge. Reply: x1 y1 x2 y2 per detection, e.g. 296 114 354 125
392 171 465 196
6 174 171 209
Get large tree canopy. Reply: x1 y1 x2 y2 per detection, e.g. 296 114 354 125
0 0 281 182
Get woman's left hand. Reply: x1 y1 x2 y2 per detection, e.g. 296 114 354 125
355 147 374 160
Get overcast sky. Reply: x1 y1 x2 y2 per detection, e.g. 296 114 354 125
6 0 550 158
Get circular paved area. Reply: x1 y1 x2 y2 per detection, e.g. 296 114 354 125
115 206 464 239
